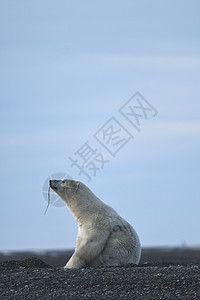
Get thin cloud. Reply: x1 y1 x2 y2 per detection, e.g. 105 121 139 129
78 53 200 70
142 121 200 138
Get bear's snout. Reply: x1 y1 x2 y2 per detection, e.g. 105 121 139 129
49 180 58 190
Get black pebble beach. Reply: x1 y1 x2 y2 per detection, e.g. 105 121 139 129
0 248 199 299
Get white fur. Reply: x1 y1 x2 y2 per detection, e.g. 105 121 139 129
50 179 141 268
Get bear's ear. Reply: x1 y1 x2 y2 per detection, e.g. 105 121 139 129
75 182 80 192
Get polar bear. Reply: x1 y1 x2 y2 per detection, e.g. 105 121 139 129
49 179 141 268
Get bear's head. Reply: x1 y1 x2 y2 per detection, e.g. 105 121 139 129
50 179 98 211
49 179 104 220
49 179 80 202
49 179 111 222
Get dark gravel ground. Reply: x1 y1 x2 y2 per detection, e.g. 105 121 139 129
0 248 200 299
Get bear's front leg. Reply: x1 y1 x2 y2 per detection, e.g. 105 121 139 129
64 229 110 269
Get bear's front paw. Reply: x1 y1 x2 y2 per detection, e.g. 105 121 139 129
64 260 74 269
64 256 85 269
63 264 72 270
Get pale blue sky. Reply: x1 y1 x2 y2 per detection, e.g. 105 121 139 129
0 0 200 250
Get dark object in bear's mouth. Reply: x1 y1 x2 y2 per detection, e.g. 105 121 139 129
44 186 51 215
